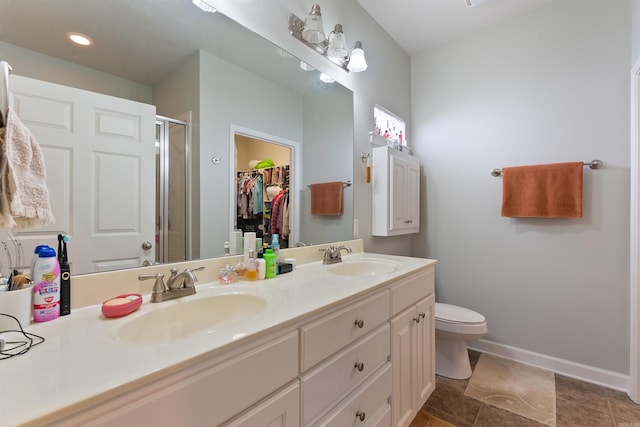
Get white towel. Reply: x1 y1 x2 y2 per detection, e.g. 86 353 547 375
0 108 55 229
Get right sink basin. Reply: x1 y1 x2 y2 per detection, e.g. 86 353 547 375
327 258 401 277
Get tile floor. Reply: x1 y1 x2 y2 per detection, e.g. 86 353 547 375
411 350 640 427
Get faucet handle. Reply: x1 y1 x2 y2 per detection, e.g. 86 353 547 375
184 266 205 286
138 273 166 295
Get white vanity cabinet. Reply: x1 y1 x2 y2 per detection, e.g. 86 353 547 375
299 290 391 426
47 330 299 427
389 269 436 427
22 255 437 427
372 146 420 236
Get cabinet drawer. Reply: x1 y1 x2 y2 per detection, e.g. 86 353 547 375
301 324 390 425
390 268 434 316
312 363 392 427
300 290 390 370
221 381 300 427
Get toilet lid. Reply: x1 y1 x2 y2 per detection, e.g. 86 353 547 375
435 303 485 324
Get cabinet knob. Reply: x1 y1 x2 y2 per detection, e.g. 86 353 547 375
419 312 426 319
413 316 421 323
354 362 365 372
354 319 365 329
356 411 366 422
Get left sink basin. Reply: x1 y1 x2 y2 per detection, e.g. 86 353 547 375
117 293 268 344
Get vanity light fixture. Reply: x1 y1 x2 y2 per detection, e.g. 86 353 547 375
289 4 368 73
192 0 217 13
66 32 93 46
319 72 335 83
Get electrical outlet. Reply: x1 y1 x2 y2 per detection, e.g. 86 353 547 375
354 218 360 237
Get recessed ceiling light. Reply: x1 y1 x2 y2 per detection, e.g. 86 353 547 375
67 32 93 46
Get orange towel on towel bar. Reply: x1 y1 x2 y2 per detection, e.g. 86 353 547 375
310 181 343 216
501 162 583 218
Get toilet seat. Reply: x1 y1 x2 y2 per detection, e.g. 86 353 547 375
435 303 487 335
436 303 485 323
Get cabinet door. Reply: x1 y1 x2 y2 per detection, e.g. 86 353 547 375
390 306 417 427
389 154 409 231
222 382 300 427
415 295 435 407
405 160 420 230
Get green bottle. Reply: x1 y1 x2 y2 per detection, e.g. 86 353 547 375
264 248 277 279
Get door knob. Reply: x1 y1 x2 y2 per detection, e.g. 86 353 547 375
141 241 153 250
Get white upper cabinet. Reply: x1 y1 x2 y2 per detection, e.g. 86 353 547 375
372 146 421 236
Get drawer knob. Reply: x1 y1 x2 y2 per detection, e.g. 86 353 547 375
354 319 365 329
356 411 366 422
354 362 365 372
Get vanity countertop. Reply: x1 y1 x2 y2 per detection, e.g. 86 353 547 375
0 251 436 427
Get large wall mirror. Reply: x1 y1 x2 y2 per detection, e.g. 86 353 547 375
0 0 354 275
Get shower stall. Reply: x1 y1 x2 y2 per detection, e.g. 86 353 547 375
155 115 190 264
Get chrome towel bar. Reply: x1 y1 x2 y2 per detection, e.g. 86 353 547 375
491 159 603 177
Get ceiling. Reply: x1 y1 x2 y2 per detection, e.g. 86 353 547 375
0 0 562 88
356 0 561 56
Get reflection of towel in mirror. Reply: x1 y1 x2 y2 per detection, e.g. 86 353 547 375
310 181 343 216
0 108 55 229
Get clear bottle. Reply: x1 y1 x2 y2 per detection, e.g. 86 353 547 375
33 247 61 322
271 233 280 262
235 257 246 279
245 249 257 281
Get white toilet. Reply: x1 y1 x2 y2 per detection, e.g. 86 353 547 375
435 303 488 379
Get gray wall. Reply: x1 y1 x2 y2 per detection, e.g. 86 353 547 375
198 50 304 258
213 0 413 255
411 0 631 374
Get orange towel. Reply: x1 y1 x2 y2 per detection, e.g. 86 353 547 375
501 162 583 218
310 181 343 216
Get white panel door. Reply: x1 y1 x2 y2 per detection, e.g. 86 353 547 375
11 76 156 274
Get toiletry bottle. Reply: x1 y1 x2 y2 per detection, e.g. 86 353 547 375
256 250 266 280
30 244 49 280
235 257 246 279
263 248 277 279
33 247 61 322
271 233 280 261
246 249 257 281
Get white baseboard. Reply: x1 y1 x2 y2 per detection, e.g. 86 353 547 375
468 339 630 394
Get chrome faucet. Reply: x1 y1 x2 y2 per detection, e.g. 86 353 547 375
320 245 352 265
139 266 204 303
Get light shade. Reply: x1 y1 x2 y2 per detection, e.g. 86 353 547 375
327 24 348 60
302 4 325 44
320 73 335 83
192 0 216 13
347 41 367 72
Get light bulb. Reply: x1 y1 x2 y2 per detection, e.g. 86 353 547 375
347 41 368 72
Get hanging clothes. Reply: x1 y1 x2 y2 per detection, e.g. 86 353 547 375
253 174 263 215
